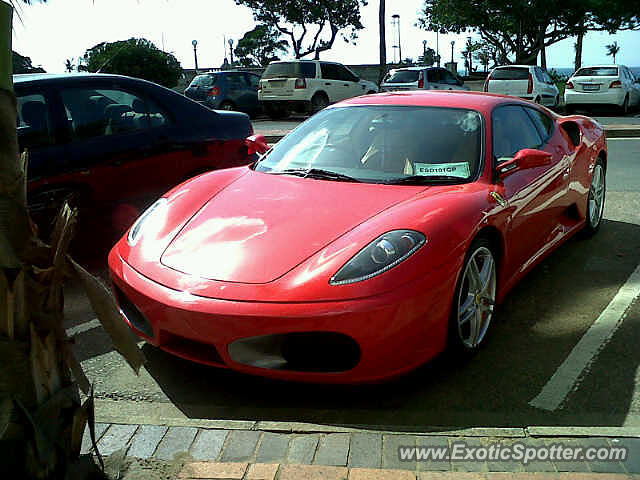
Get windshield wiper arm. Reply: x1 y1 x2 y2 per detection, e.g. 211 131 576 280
383 175 462 185
268 168 362 182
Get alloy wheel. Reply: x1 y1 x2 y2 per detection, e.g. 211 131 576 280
456 246 496 349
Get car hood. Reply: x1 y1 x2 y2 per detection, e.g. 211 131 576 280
160 171 423 284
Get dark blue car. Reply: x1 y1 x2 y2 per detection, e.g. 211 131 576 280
184 70 262 116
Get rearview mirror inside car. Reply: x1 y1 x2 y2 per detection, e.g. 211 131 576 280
497 148 553 178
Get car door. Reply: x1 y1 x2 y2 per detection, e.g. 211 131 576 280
244 73 261 113
320 63 346 102
440 69 465 90
15 83 74 218
58 81 177 208
426 68 442 89
225 73 251 111
539 68 558 105
340 65 366 98
492 105 570 273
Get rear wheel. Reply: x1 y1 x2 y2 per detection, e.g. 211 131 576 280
534 96 541 104
366 90 377 95
219 101 235 111
448 237 497 357
311 92 329 113
581 159 606 237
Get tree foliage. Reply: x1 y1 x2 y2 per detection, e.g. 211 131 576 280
418 0 639 65
235 0 367 59
418 47 437 66
12 50 45 73
78 38 182 88
234 24 288 66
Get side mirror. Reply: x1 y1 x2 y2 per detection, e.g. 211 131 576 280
245 134 269 155
497 148 552 178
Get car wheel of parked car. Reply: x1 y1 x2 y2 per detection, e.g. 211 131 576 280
534 96 541 104
367 90 376 95
220 101 235 111
311 92 329 113
581 158 606 237
448 237 497 357
265 103 290 120
621 95 630 115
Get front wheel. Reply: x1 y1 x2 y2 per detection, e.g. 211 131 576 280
311 93 329 113
581 159 606 237
448 238 497 356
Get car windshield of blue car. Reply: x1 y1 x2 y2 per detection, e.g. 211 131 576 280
254 106 483 184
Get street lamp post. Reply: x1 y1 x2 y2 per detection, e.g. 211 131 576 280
228 38 234 67
450 40 455 65
392 14 401 64
192 39 198 72
422 39 427 64
436 31 440 66
467 36 472 76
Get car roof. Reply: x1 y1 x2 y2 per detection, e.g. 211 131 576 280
493 65 535 69
575 64 620 69
337 90 536 113
13 72 144 84
389 66 434 71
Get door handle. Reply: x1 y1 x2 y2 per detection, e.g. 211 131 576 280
343 84 349 87
325 82 331 86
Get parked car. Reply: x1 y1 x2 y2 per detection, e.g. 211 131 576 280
109 90 607 383
484 65 560 107
14 73 254 227
258 60 379 119
184 70 262 116
564 65 640 114
381 66 469 92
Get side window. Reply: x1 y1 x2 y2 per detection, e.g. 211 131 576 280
492 106 543 161
524 107 554 142
246 74 260 88
17 92 54 150
340 66 359 83
441 70 459 85
320 63 341 81
427 69 441 83
60 87 165 139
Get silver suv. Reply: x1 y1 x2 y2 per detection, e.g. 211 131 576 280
258 60 379 119
381 66 470 92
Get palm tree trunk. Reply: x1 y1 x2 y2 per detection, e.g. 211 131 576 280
378 0 386 85
574 22 584 71
1 3 145 477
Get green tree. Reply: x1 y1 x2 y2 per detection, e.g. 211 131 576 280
78 38 182 88
461 38 481 74
606 41 620 63
235 0 367 59
64 58 74 72
418 0 639 66
12 50 45 73
418 47 437 66
234 24 288 66
475 47 491 72
1 2 145 479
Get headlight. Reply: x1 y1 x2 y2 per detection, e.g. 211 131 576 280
127 198 168 246
330 230 426 285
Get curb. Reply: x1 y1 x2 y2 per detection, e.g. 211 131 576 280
259 127 640 144
94 400 640 439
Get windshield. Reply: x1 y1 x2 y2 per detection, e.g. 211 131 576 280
190 74 217 86
491 68 529 80
262 62 316 79
254 106 483 185
384 70 420 83
574 67 618 77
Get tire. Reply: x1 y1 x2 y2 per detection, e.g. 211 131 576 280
264 103 289 120
447 237 497 357
219 101 235 111
621 95 630 115
311 92 329 113
366 90 377 95
534 96 541 104
581 158 606 237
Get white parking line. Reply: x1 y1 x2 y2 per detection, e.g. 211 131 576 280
65 318 101 337
529 263 640 411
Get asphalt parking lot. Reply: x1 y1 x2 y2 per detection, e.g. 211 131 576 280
63 136 640 432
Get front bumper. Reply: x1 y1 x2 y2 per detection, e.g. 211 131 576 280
564 89 626 106
108 249 457 383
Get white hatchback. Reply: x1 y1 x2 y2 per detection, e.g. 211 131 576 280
380 66 470 92
484 65 560 107
564 65 640 114
258 60 379 119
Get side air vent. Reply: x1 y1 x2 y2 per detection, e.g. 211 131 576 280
560 121 581 149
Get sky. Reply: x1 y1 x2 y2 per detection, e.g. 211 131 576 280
10 0 640 74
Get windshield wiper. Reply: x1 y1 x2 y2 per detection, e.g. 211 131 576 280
267 168 362 183
383 175 463 185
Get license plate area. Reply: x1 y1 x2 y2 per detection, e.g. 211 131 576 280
582 84 600 92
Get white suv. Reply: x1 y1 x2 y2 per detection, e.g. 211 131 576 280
565 65 640 114
484 65 560 107
259 60 379 119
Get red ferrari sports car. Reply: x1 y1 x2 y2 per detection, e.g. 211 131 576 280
108 90 607 383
